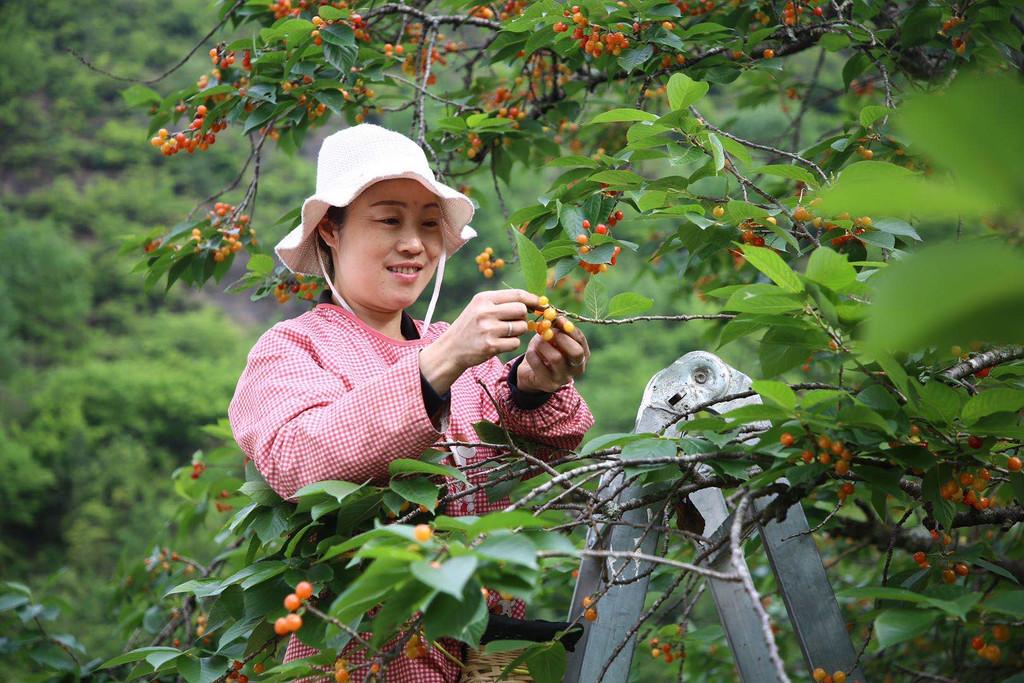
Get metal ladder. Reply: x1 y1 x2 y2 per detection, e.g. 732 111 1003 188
564 351 865 682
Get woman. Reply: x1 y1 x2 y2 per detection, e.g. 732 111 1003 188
228 124 594 681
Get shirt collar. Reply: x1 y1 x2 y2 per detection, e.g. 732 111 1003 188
316 288 420 340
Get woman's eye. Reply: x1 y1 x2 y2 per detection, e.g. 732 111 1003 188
379 218 400 225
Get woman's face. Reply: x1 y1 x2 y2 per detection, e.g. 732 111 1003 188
319 178 445 316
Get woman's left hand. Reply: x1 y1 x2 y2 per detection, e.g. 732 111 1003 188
516 317 590 393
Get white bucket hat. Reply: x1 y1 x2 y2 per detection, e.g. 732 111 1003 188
274 123 477 330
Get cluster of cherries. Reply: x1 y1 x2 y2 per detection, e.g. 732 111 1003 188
193 202 251 262
970 623 1010 663
474 246 505 278
143 547 196 577
273 580 314 636
274 274 319 304
552 7 632 58
149 103 226 156
190 461 207 480
580 595 598 622
811 668 848 683
782 0 825 26
782 432 858 486
575 217 623 275
648 636 685 665
526 296 576 343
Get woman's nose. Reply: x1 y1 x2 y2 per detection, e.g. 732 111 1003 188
396 227 425 253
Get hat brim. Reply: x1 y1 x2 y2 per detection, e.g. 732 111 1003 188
275 171 476 276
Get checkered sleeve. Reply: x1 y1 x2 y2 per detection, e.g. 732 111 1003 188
473 355 595 453
228 325 443 501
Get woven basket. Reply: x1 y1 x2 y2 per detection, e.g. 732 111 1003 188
461 647 533 682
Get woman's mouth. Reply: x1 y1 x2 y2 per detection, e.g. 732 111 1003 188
387 265 423 282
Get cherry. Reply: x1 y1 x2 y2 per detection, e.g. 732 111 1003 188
284 613 302 632
954 562 969 577
967 435 983 449
971 635 985 650
974 366 990 378
942 569 956 584
414 524 433 542
779 432 795 447
913 551 927 564
793 206 812 222
762 48 775 59
274 617 290 636
284 593 301 611
712 205 725 218
584 607 598 621
1007 456 1022 472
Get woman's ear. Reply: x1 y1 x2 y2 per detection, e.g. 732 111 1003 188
317 217 339 249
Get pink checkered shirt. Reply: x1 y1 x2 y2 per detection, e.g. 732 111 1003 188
228 301 594 682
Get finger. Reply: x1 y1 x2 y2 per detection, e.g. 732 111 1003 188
558 317 590 356
535 341 571 382
549 330 586 370
493 334 523 354
492 301 530 322
525 346 556 380
490 319 530 338
490 288 542 309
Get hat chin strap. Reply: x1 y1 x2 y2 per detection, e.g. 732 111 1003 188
316 238 447 337
316 247 356 315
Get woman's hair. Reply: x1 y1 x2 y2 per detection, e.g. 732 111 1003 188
315 205 348 281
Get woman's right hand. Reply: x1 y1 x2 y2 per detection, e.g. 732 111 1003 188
419 289 540 394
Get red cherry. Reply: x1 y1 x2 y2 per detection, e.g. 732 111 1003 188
974 366 990 378
967 436 983 449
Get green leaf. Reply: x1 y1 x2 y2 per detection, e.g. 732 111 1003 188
707 133 725 172
101 647 181 669
750 164 819 189
873 608 939 650
983 589 1024 618
804 247 857 292
860 105 891 128
389 477 440 510
864 241 1024 352
476 533 538 569
410 556 478 599
423 579 489 646
589 170 646 187
389 458 467 484
121 84 162 108
512 229 547 295
725 286 805 314
588 108 659 124
666 73 709 110
583 278 607 319
295 480 362 503
752 380 796 411
524 642 567 683
961 389 1024 425
894 75 1024 210
607 292 653 317
618 44 654 73
818 161 988 219
740 246 804 293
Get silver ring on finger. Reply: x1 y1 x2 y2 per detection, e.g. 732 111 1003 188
507 321 514 337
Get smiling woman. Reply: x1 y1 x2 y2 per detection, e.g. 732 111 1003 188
227 125 595 681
